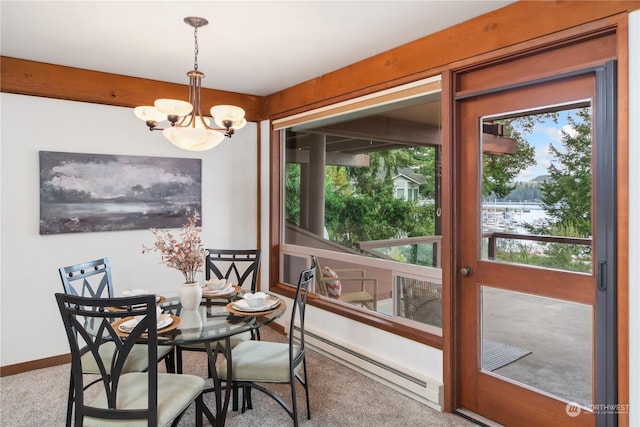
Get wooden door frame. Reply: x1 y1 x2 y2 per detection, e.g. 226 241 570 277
458 72 601 427
444 16 630 425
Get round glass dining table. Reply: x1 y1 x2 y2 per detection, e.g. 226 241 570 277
157 292 287 427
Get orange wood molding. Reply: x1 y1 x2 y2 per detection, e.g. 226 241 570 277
264 0 640 118
0 56 264 122
0 353 70 377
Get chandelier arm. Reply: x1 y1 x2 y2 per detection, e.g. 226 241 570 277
185 70 229 133
176 114 193 127
189 71 203 128
144 119 164 131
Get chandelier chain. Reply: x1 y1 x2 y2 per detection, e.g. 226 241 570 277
193 26 199 71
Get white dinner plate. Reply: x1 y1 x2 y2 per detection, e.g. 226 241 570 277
202 284 235 296
231 296 280 312
118 313 173 333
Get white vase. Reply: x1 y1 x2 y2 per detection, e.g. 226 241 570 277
179 282 202 310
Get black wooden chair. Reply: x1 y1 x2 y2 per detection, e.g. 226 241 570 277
55 293 204 427
216 258 315 426
175 249 261 410
204 249 261 292
58 258 175 426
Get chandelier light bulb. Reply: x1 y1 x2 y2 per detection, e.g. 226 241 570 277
163 127 225 151
154 99 193 117
229 117 247 131
134 106 166 123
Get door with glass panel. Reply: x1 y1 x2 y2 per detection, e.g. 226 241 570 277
458 65 616 426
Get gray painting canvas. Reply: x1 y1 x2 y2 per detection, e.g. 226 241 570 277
39 151 202 234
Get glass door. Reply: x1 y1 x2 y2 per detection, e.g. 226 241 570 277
458 67 615 426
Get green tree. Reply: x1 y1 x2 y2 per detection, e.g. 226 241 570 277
412 146 437 200
321 149 437 249
285 163 301 226
482 121 536 198
539 108 592 237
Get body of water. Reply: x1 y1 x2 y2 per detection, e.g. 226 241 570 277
40 201 200 234
482 202 547 233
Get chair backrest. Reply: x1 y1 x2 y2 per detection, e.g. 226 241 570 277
59 258 114 298
205 249 261 292
313 259 327 297
55 293 159 426
313 258 344 299
289 258 316 365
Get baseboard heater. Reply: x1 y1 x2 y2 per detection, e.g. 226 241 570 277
292 326 443 411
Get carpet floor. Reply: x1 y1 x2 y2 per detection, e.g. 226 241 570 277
0 328 475 426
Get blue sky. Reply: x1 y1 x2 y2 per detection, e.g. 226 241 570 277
512 108 584 182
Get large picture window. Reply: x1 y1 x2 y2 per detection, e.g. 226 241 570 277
276 77 444 334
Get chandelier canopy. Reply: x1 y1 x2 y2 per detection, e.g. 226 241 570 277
134 17 246 151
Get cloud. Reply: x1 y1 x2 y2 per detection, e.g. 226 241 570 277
49 161 195 199
545 126 562 143
516 125 559 181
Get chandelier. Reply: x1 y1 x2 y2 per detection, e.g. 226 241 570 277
134 17 246 151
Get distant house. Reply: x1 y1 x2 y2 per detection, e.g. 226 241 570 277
392 168 426 202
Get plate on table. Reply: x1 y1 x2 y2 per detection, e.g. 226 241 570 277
121 290 159 300
117 313 173 333
202 283 237 298
230 295 280 312
108 295 165 312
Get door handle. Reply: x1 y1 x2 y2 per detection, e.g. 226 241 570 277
459 266 473 277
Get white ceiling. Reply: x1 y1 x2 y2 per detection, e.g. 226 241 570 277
1 1 513 97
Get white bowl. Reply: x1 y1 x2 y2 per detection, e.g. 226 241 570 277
244 291 267 308
206 278 227 291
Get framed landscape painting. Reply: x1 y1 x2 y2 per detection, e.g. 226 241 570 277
39 151 202 234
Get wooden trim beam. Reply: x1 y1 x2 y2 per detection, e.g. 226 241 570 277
482 134 516 155
310 116 441 146
0 56 265 122
286 149 370 167
264 1 640 118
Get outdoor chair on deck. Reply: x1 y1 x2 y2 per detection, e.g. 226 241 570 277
55 293 204 427
58 258 175 427
315 259 378 311
216 259 315 427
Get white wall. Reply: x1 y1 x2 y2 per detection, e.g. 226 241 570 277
628 10 639 427
0 93 259 366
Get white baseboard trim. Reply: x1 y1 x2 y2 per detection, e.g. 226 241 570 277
296 326 443 411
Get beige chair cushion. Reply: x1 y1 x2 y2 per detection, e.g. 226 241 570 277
81 342 174 375
217 340 301 383
340 291 374 305
84 372 204 427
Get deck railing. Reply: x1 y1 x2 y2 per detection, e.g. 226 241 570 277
483 231 592 260
358 236 443 268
